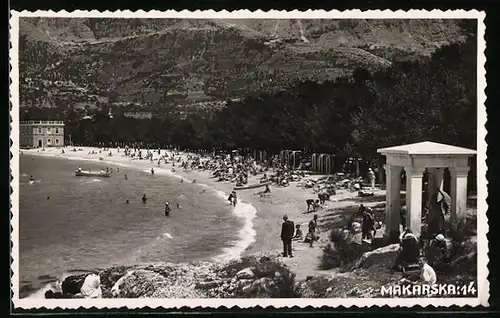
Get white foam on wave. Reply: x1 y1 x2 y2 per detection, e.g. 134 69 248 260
28 151 257 263
152 168 258 262
153 167 190 183
212 196 257 263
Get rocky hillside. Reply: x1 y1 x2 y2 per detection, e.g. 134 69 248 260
18 18 467 110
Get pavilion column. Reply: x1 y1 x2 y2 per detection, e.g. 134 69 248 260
384 164 403 243
427 167 444 207
405 166 425 238
450 166 470 231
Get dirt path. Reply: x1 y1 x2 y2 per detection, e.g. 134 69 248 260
276 188 388 281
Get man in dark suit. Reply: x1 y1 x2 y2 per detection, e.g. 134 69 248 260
281 215 295 257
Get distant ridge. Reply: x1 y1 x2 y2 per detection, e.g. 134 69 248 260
19 18 467 110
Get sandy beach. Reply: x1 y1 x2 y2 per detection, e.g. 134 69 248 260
20 146 386 281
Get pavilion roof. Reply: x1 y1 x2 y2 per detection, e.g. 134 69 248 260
377 141 477 156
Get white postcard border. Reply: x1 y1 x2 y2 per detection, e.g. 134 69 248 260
9 9 488 309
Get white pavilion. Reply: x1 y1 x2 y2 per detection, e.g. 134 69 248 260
377 141 476 242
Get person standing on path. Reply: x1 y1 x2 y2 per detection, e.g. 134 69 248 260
280 215 295 257
400 205 407 230
308 214 319 248
368 168 376 189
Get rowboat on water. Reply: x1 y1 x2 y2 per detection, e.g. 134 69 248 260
75 170 111 177
234 181 271 191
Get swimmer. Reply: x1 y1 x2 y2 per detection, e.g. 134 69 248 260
126 200 130 204
165 202 171 216
29 175 35 182
199 189 206 194
117 167 120 172
124 174 128 180
151 168 155 175
180 179 184 183
142 194 147 204
192 179 197 184
46 196 50 200
176 203 181 209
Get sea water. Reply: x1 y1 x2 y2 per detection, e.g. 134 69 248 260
18 154 250 298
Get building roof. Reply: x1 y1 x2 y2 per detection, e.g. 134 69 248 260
377 141 477 156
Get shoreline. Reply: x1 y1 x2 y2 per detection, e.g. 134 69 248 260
20 147 257 263
18 146 384 296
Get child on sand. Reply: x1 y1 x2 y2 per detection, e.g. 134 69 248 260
293 224 303 241
307 214 319 247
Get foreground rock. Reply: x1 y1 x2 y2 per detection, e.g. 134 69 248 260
59 256 299 298
352 243 400 269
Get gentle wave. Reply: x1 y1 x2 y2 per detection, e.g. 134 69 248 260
25 272 73 299
24 151 258 264
150 167 258 262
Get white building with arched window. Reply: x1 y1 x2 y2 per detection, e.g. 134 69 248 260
20 120 65 148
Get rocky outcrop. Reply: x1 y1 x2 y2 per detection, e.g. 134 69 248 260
61 273 87 295
58 256 299 299
352 243 400 269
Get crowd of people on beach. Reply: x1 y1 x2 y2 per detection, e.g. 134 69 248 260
32 142 463 298
71 144 382 259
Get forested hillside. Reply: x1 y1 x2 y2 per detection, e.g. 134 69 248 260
18 18 477 157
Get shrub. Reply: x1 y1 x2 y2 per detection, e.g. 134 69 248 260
218 256 259 278
320 229 365 270
253 258 299 298
219 256 301 298
99 265 130 288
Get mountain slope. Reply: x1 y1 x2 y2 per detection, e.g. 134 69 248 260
18 18 468 110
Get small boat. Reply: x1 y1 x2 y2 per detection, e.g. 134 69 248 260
75 170 111 177
234 181 271 191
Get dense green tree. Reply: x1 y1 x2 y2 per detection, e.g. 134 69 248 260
20 35 476 163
